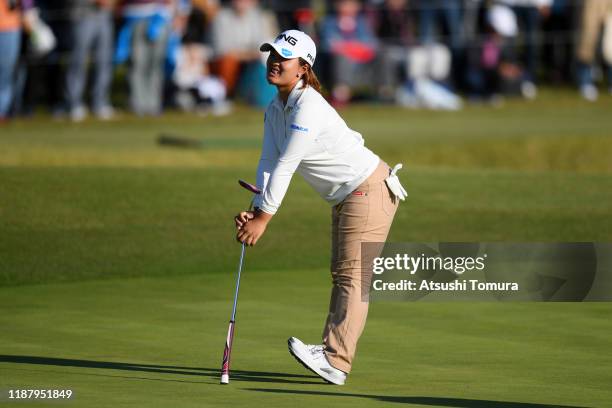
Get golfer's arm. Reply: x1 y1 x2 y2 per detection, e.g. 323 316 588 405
254 119 279 211
257 108 319 215
253 208 274 224
257 138 307 215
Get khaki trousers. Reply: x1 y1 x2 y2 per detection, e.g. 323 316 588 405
322 160 399 373
577 0 612 63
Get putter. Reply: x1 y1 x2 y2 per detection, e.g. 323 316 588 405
220 180 262 385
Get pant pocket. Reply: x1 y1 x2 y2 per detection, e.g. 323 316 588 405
381 182 395 216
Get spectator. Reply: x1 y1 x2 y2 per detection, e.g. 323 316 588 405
462 0 482 45
496 0 553 99
182 0 218 44
416 0 463 53
268 0 314 33
541 0 574 84
465 4 525 101
415 0 464 87
116 0 176 116
172 0 230 114
320 0 378 106
575 0 612 101
371 0 457 109
12 3 52 116
23 0 71 117
371 0 415 100
0 0 33 121
211 0 278 108
65 0 116 122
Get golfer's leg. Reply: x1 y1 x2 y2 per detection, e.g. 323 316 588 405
324 161 399 373
323 188 369 374
342 163 399 365
322 204 341 336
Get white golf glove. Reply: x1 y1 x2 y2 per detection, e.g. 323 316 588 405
385 163 408 201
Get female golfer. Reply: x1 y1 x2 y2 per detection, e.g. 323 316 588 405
234 30 407 385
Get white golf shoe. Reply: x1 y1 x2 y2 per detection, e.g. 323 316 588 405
287 337 347 385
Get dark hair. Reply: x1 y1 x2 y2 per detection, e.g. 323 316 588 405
299 58 322 94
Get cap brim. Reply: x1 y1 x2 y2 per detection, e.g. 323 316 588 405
259 42 299 60
260 42 314 66
259 43 274 52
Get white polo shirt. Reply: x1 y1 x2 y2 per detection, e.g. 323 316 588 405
253 80 380 215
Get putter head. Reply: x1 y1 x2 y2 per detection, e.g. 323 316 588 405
238 179 261 195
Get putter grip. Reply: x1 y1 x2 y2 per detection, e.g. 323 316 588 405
220 320 235 384
238 179 261 195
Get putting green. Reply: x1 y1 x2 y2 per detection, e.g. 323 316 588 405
1 271 611 407
1 90 612 406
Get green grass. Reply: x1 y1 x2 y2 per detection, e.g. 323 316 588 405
1 90 612 407
1 273 611 407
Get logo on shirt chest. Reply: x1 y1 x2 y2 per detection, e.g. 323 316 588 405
290 123 309 132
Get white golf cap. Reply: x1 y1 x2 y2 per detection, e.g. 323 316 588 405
260 30 317 66
488 5 518 37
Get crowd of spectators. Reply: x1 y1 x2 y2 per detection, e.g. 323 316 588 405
1 0 612 122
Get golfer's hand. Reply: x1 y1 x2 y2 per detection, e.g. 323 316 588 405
236 217 267 246
234 211 255 229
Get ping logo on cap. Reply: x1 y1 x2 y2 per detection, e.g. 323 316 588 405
306 53 314 64
277 34 298 46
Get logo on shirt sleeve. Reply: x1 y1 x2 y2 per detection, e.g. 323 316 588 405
290 123 309 132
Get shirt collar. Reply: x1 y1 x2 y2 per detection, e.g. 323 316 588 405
275 79 305 113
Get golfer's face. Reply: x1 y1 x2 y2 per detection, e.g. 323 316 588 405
266 49 301 86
